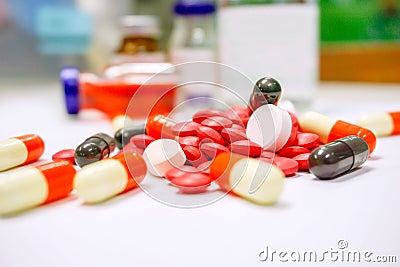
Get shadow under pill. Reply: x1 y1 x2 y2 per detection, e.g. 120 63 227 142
312 166 373 183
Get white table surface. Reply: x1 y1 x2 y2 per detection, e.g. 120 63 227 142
0 82 399 267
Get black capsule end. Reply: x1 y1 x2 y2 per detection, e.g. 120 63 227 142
74 142 104 167
249 77 282 110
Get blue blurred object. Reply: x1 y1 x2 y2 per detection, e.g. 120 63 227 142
35 6 92 54
174 1 216 15
60 67 81 114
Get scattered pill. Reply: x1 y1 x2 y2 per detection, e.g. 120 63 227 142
118 142 144 155
357 111 400 137
292 153 310 170
196 126 225 145
0 161 75 215
183 146 209 167
249 77 282 110
201 116 233 131
0 134 45 172
178 136 200 148
165 166 197 181
284 111 299 148
260 150 277 160
75 133 116 167
295 132 319 149
192 109 228 123
229 140 262 157
221 128 248 143
299 112 376 153
210 153 284 205
272 156 299 177
200 142 229 159
171 121 200 136
114 124 146 149
146 114 177 140
278 146 309 158
130 134 156 149
229 124 246 132
170 173 211 194
308 135 369 179
246 105 292 151
143 139 186 177
52 149 76 165
74 153 146 203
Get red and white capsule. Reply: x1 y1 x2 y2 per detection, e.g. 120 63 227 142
74 153 147 203
299 112 377 153
0 161 75 215
0 134 45 171
357 111 400 137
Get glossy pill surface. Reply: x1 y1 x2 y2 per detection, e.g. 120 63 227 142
357 111 400 137
0 161 75 215
196 126 225 145
114 125 146 149
299 112 376 153
171 121 200 137
308 135 369 179
201 117 233 131
249 77 282 110
74 153 146 203
200 142 229 159
130 134 156 149
0 134 45 171
229 140 262 157
170 173 211 194
52 149 76 165
75 133 116 167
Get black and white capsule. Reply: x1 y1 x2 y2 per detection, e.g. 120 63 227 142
75 133 116 167
308 135 369 179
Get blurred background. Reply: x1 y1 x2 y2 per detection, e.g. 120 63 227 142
0 0 399 84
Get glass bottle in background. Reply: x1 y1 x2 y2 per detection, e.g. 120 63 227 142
112 15 166 64
169 0 217 109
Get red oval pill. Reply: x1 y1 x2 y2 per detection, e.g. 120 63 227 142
178 136 200 148
278 146 309 158
130 134 156 149
196 126 225 145
229 124 246 132
273 156 299 177
292 153 310 170
283 111 299 148
192 110 228 123
171 121 200 137
201 116 233 131
295 133 319 149
229 140 262 157
183 146 208 167
260 150 277 160
221 128 248 143
52 149 76 165
165 165 197 181
170 173 211 194
200 142 229 159
119 142 144 155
